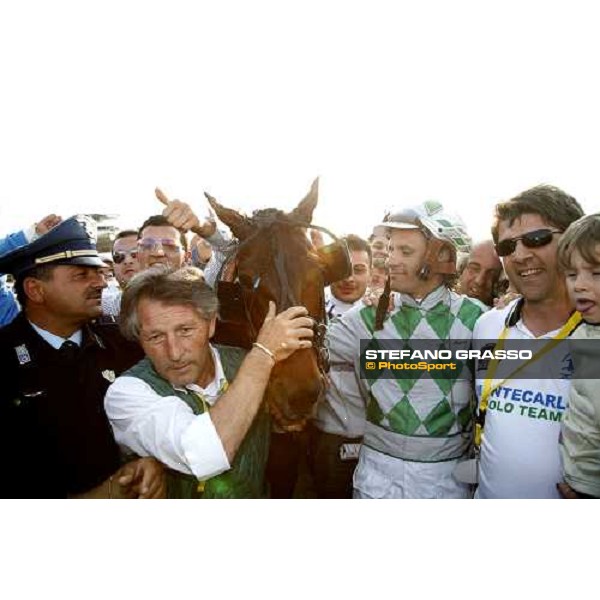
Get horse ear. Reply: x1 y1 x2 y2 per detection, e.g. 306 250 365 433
289 177 319 224
204 192 253 240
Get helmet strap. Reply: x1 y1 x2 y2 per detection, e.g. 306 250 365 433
375 277 391 331
418 238 457 280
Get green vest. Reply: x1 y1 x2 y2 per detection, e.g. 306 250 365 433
124 345 271 499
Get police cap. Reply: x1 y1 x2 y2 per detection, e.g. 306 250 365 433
0 215 105 278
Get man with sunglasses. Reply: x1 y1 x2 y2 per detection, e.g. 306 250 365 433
138 187 226 275
112 230 140 286
137 215 189 272
473 185 585 498
102 229 140 317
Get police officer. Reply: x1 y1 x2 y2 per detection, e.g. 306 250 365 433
0 215 165 498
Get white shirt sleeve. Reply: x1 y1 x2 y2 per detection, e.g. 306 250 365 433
325 306 371 399
327 306 367 364
105 376 230 480
205 224 233 249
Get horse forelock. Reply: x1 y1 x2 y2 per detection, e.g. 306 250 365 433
250 208 288 226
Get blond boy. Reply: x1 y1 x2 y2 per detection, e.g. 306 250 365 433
558 214 600 498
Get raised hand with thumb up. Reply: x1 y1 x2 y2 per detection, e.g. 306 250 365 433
155 187 216 237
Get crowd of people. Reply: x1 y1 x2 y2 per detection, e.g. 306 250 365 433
0 183 598 499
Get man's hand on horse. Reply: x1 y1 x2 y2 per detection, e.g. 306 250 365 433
255 301 314 363
155 187 216 237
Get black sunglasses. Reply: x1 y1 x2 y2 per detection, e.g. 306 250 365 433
495 228 562 257
112 249 138 264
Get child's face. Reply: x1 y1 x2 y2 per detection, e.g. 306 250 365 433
565 245 600 324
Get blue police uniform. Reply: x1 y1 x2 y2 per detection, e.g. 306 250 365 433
0 216 143 498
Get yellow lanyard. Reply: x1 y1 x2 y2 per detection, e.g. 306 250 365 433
194 380 229 493
475 311 581 447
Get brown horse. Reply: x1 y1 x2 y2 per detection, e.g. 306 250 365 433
205 179 351 429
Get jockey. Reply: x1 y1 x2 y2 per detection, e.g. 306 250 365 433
326 200 488 498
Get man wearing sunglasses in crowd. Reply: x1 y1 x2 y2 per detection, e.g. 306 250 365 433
113 230 140 286
137 187 225 274
102 229 140 317
472 185 585 498
136 215 190 272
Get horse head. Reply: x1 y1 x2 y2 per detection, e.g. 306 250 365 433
206 179 350 429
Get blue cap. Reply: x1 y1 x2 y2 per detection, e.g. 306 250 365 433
0 215 105 278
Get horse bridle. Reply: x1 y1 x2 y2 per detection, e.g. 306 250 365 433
216 216 341 376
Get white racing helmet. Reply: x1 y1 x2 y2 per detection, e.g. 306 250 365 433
381 200 471 252
380 200 472 278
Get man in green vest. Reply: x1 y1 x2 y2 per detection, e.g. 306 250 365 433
104 266 315 498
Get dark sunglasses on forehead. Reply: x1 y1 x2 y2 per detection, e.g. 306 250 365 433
112 249 138 264
495 228 563 257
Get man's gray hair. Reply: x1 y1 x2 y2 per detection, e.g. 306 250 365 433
120 266 219 341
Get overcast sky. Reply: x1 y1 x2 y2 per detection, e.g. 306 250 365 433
1 1 599 244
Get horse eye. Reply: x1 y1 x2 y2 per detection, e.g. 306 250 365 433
253 276 261 290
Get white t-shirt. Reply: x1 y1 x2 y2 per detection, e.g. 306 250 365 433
474 299 572 499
